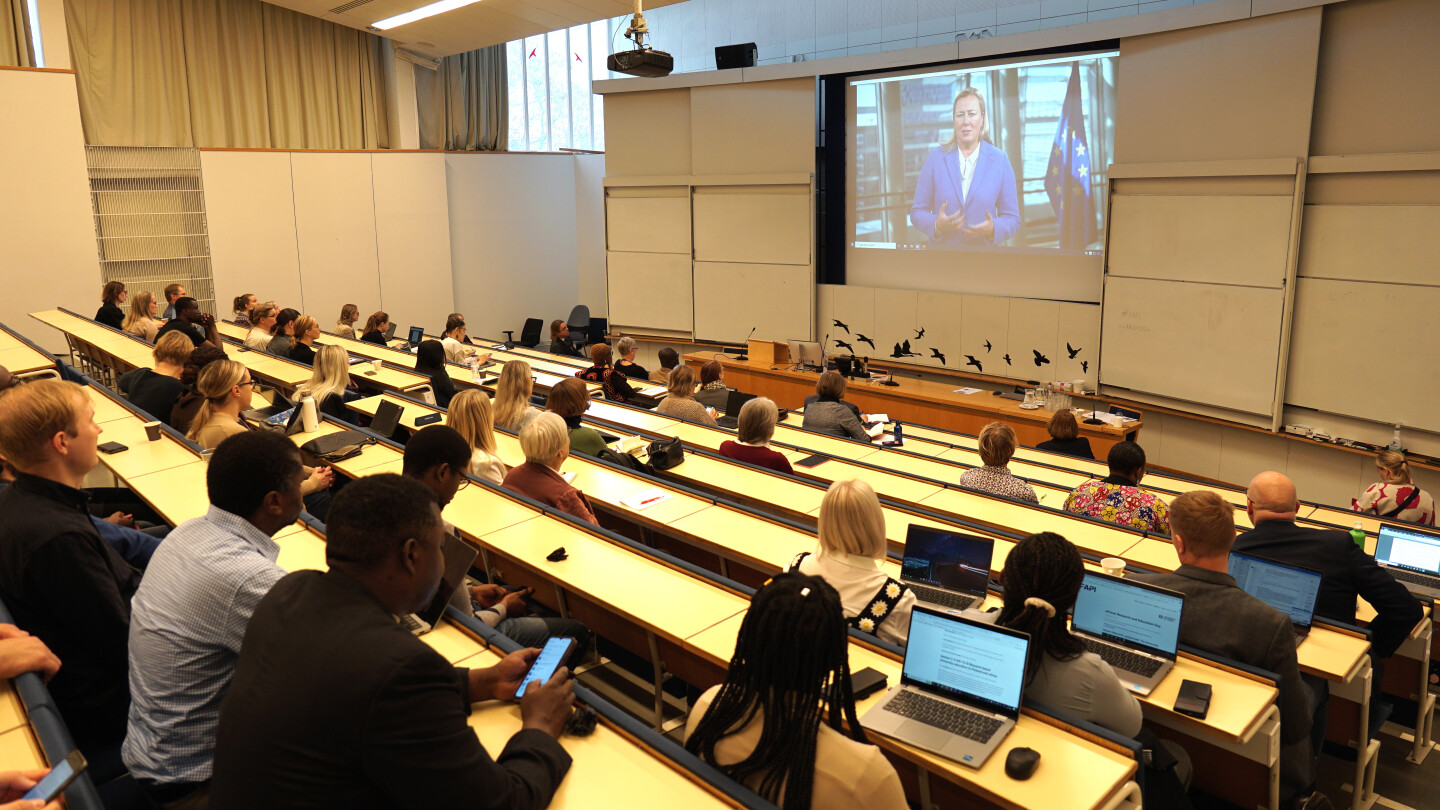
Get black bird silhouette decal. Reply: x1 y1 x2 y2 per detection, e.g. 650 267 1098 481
900 340 920 357
1081 360 1089 374
1003 353 1012 366
1066 342 1081 359
929 347 946 365
964 355 983 372
834 339 854 353
984 340 992 353
1033 349 1051 367
913 327 926 340
855 334 876 350
890 343 906 359
832 319 850 334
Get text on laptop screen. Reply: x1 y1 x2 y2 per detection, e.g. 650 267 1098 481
1376 525 1440 574
1227 553 1321 626
903 611 1027 712
902 526 993 593
1073 574 1182 654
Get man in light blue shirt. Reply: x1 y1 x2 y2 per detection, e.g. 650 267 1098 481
123 430 306 809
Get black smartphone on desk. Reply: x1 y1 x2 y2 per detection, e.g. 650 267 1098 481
414 413 443 426
98 441 128 454
795 454 829 468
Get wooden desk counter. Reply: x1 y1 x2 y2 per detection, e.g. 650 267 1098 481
288 421 404 476
0 343 56 375
0 680 25 735
0 724 45 771
275 526 329 573
657 452 828 517
1297 626 1371 683
1146 655 1279 743
85 384 140 425
348 393 448 432
95 419 201 479
664 506 820 575
916 489 1142 560
584 400 683 435
790 455 946 506
1119 537 1181 572
129 462 211 526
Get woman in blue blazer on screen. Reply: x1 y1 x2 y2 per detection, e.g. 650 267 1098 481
910 87 1021 247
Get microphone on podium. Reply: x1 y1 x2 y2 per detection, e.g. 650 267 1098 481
735 326 757 360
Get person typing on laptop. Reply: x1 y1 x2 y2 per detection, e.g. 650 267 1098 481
1135 490 1326 810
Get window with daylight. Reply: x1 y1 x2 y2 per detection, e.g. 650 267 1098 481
505 20 616 152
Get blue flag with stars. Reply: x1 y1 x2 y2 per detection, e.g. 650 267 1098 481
1045 65 1096 250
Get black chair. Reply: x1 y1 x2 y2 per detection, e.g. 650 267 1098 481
518 318 543 348
587 316 608 347
566 305 590 350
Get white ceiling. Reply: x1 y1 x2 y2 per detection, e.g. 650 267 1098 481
268 0 689 60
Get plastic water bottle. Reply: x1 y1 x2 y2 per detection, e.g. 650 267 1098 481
299 393 318 434
893 423 904 447
1350 521 1366 548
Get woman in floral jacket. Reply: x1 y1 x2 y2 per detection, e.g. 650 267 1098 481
1063 441 1172 535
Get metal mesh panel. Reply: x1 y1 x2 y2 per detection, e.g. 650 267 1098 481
86 146 216 315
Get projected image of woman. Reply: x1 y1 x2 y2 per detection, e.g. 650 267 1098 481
910 88 1020 247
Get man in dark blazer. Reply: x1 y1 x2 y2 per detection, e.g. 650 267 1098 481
210 474 574 810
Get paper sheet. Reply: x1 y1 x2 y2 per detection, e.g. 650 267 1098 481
621 489 673 511
953 387 983 395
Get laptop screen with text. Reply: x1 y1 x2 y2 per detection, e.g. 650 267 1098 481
1376 525 1440 574
902 609 1027 715
1227 552 1322 627
902 525 993 594
1073 573 1183 656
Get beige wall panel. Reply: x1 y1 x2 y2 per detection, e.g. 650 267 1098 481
1055 303 1101 386
689 79 816 176
693 262 811 345
1307 172 1440 206
826 285 877 351
873 287 924 366
1108 194 1294 287
1284 437 1373 507
816 283 836 342
605 194 692 255
1114 176 1297 196
1311 0 1440 156
371 153 454 336
1155 414 1224 484
606 252 692 333
290 153 382 331
603 88 692 177
0 71 101 351
1215 427 1289 491
692 187 810 265
1007 299 1060 382
910 289 965 374
960 295 1009 375
1298 204 1440 285
1116 8 1321 163
575 155 608 316
201 151 304 323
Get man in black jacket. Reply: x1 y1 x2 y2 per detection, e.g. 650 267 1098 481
211 474 574 810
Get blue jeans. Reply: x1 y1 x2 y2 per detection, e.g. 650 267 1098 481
497 617 591 666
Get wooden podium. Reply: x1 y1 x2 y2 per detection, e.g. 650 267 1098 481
746 339 789 365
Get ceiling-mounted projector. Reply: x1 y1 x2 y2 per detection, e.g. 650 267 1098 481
607 0 672 78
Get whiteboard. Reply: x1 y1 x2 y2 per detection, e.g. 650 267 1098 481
605 189 691 255
1108 194 1294 287
606 252 693 333
692 262 811 344
692 185 810 266
1100 277 1285 416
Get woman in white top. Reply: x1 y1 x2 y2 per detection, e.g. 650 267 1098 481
685 572 907 810
448 389 507 484
122 290 162 342
787 479 916 646
245 302 278 350
1354 449 1435 525
441 314 491 366
493 359 542 433
335 303 359 339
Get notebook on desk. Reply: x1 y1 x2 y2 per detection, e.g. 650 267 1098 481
1375 524 1440 598
1071 572 1183 695
900 525 994 612
1228 551 1322 639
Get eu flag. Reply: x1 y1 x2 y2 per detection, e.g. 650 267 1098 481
1045 65 1096 250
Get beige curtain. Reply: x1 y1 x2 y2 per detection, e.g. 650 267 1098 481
65 0 390 148
416 45 507 151
0 0 36 67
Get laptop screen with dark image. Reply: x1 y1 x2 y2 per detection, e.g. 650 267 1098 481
902 525 993 594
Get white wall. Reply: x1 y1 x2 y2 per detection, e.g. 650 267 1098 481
0 68 100 352
574 154 607 318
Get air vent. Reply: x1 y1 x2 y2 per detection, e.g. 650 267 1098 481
329 0 377 14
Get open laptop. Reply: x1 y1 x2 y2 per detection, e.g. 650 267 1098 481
1228 551 1322 639
369 399 405 438
400 533 479 635
241 390 291 422
407 325 425 348
1375 524 1440 598
384 322 398 340
714 390 757 429
861 607 1028 768
1071 572 1183 695
901 525 994 612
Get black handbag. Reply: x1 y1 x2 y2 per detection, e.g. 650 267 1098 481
647 437 684 470
300 430 376 462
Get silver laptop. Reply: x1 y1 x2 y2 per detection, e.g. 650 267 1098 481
1228 551 1322 640
861 607 1028 768
1375 524 1440 598
400 533 479 635
1072 572 1183 695
900 525 994 612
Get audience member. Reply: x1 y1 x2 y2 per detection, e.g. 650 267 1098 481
1353 450 1434 525
788 479 913 645
1135 491 1321 809
360 311 390 345
656 366 717 426
613 337 648 380
95 280 127 328
544 377 606 456
169 345 227 434
694 360 731 410
0 458 165 570
124 431 305 808
155 297 221 350
0 380 141 765
415 339 458 408
651 347 680 385
266 308 299 357
0 769 63 810
448 390 507 484
801 371 870 441
334 303 359 339
802 373 861 418
503 412 598 525
0 624 60 682
210 474 574 809
719 397 793 474
124 290 162 341
444 312 475 344
577 343 638 404
301 345 359 425
230 294 256 328
288 315 320 365
244 302 277 350
161 283 186 320
442 314 490 365
958 421 1038 503
685 572 906 810
117 331 191 426
494 360 542 433
1063 441 1170 534
1037 409 1095 460
549 319 582 357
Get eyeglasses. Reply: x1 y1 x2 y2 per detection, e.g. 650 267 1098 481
455 474 471 491
237 380 255 388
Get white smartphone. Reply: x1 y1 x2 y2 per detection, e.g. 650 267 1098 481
24 750 86 801
515 636 577 699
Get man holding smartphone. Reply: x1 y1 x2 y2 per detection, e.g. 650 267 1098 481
211 474 574 809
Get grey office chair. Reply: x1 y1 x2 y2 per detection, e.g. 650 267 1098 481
566 305 591 351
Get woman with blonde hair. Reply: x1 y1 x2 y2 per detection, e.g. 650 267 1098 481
299 344 357 425
245 302 278 350
656 366 717 426
448 389 506 484
288 315 321 365
787 479 915 645
719 397 792 474
494 359 542 432
335 304 360 338
545 377 607 456
1037 409 1094 460
960 421 1038 503
1354 449 1435 525
123 290 162 342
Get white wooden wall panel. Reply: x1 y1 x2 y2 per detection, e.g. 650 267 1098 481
371 153 454 336
201 151 304 321
607 252 694 333
290 153 382 329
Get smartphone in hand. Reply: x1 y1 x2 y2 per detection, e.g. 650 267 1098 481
24 750 86 802
515 636 578 699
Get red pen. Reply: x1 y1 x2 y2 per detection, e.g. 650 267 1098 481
637 494 664 507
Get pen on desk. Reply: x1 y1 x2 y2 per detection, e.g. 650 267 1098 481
636 494 664 507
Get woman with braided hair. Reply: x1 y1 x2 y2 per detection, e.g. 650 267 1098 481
684 573 906 810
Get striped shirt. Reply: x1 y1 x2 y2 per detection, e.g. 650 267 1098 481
123 505 286 784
